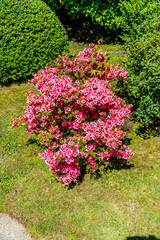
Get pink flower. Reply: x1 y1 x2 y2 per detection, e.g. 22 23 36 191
64 107 71 113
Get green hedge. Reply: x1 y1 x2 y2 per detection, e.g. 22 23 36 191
0 0 68 84
116 17 160 127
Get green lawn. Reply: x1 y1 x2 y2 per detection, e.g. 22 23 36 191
69 41 126 64
0 43 160 240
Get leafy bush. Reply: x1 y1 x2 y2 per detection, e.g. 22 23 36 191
43 0 122 42
117 0 160 40
116 17 160 127
0 0 68 84
43 0 160 42
43 0 60 10
12 45 133 185
45 0 120 29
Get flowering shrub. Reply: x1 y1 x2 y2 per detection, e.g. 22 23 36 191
12 45 133 185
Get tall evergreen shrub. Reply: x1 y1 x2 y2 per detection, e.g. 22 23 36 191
0 0 68 84
117 17 160 127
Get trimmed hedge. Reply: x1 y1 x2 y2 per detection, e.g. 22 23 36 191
0 0 68 84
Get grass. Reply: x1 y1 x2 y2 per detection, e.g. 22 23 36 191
69 41 126 64
0 43 160 240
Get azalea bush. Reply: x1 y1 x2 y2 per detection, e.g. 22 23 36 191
12 45 133 185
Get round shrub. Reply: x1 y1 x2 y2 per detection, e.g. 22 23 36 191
0 0 68 84
12 45 133 185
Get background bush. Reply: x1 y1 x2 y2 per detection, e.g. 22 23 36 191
117 0 160 40
58 0 120 29
43 0 122 42
116 16 160 127
43 0 160 42
0 0 68 85
44 0 120 28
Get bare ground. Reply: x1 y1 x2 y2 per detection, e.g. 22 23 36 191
0 213 35 240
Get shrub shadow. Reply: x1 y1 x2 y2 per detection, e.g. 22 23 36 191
26 137 46 151
92 157 134 181
68 168 87 189
68 155 134 188
0 76 30 87
68 132 134 188
126 235 160 240
135 124 160 139
26 138 38 145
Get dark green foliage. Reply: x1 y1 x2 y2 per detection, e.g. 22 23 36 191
43 0 121 42
59 0 120 29
44 0 120 28
57 11 121 43
117 0 160 40
43 0 60 11
43 0 160 42
0 0 68 84
117 17 160 127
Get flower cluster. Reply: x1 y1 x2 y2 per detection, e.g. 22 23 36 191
11 45 133 185
54 45 128 81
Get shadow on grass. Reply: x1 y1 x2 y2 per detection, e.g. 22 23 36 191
126 235 160 240
68 157 134 189
26 137 46 153
0 76 30 88
92 157 134 181
135 124 160 139
26 138 40 146
68 168 87 189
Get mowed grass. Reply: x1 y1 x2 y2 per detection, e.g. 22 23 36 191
69 41 126 64
0 44 160 240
